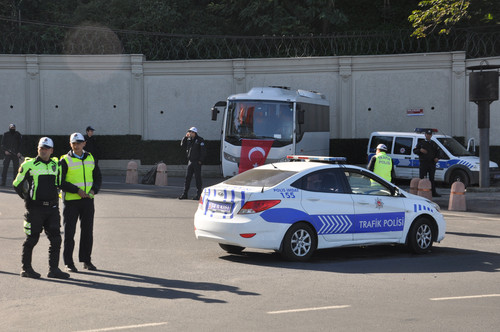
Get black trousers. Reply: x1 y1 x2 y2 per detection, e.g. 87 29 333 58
2 154 19 184
22 205 62 270
183 161 202 196
63 198 95 265
419 161 438 194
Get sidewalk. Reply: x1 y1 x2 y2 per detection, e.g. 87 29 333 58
2 172 499 214
103 174 500 214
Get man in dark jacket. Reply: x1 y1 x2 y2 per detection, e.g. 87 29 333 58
84 125 100 165
179 127 206 200
1 124 22 186
413 129 442 197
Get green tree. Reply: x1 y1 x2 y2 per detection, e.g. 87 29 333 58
409 0 499 38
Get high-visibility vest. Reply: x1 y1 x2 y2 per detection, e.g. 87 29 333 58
373 152 392 182
61 154 95 201
13 157 59 201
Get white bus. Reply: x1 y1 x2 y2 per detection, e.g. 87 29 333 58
211 86 330 177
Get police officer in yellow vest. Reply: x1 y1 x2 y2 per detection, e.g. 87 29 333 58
367 143 395 183
60 132 102 272
13 137 70 279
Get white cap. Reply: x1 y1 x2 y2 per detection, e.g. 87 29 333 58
9 123 15 128
38 137 54 148
376 144 387 151
70 132 85 143
188 127 198 133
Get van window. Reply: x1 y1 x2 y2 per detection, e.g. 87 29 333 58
369 136 393 154
394 137 413 156
437 137 473 157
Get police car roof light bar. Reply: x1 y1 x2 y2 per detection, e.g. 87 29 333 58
414 128 438 133
286 155 347 163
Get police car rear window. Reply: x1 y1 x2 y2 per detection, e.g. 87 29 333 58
224 169 297 187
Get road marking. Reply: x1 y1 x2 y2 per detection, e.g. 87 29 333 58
267 305 350 314
430 294 500 301
74 322 168 332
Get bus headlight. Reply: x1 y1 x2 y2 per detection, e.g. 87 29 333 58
223 152 240 163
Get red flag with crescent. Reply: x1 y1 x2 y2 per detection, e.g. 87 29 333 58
239 139 274 173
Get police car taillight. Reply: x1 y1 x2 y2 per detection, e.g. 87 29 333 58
286 155 346 163
239 200 281 214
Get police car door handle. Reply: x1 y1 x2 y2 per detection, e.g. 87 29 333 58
307 198 320 202
358 202 370 205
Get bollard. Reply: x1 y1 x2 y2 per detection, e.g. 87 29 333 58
125 161 138 184
448 181 466 211
417 178 432 200
155 162 168 186
409 178 421 195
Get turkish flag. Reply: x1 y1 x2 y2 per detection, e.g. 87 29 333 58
239 139 274 173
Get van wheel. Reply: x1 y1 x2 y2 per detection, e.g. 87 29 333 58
450 169 469 187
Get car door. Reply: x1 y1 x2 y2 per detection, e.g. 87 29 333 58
296 169 355 242
343 168 407 241
392 136 416 179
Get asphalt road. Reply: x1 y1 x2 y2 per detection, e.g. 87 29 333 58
1 180 500 331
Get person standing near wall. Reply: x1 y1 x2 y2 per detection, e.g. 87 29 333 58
13 137 70 279
1 124 22 186
413 129 442 197
60 132 102 272
179 127 206 200
84 126 100 165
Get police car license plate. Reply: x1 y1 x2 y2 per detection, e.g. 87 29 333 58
208 201 233 213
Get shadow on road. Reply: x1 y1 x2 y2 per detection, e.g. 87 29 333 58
219 245 500 274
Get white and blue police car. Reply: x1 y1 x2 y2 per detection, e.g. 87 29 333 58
194 155 446 261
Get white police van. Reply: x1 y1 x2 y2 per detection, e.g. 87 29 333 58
367 129 500 187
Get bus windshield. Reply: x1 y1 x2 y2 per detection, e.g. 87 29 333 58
225 101 293 146
437 137 473 157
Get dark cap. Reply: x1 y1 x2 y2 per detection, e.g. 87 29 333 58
425 129 433 135
86 126 95 131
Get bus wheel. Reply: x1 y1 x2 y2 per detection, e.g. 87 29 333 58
450 169 469 187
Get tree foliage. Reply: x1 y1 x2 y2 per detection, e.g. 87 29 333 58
0 0 497 39
409 0 499 38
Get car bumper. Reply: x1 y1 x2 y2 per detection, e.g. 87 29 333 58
194 211 289 250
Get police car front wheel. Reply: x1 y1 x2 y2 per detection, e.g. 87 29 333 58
281 223 317 262
408 218 434 254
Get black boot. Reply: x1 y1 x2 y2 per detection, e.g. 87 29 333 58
21 266 41 279
47 267 70 279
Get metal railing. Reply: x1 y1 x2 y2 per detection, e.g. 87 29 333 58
0 23 498 60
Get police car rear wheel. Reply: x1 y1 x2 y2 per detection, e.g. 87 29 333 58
219 243 245 254
281 223 317 262
408 218 434 254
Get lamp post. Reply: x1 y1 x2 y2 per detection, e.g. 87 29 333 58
467 62 500 188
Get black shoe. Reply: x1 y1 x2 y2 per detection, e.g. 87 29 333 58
20 267 41 279
65 264 78 272
83 262 97 271
178 194 188 200
47 268 70 279
432 193 441 197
